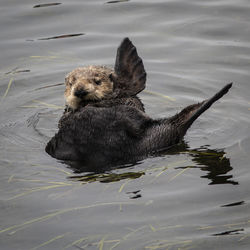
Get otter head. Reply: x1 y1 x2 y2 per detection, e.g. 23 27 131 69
64 38 147 110
64 66 114 110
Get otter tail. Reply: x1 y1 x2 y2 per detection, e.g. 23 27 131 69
169 83 233 136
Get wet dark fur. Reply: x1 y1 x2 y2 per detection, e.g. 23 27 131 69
46 38 232 167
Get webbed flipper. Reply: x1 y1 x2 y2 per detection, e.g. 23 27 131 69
183 83 233 130
168 83 233 138
112 37 146 96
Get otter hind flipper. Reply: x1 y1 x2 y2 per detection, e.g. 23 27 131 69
113 37 146 96
169 83 233 137
183 83 233 131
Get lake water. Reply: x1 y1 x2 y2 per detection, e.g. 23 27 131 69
0 0 250 249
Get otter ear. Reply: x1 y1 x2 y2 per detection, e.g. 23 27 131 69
114 37 146 96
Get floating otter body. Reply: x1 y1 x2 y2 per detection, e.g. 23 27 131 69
46 38 232 167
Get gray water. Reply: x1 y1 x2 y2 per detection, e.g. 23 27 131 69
0 0 250 249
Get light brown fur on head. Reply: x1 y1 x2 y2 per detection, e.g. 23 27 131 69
65 66 114 110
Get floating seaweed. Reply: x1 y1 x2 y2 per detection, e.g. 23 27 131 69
6 183 73 201
5 67 30 75
69 171 145 183
28 52 81 62
1 78 14 102
144 90 176 102
144 239 192 249
31 82 64 91
31 232 70 250
118 179 131 193
0 201 135 235
169 166 191 181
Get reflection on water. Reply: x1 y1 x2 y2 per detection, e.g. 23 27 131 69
106 0 130 4
33 3 62 9
221 201 245 207
38 33 85 41
69 171 145 183
64 158 143 174
212 229 244 237
67 144 237 188
181 147 238 185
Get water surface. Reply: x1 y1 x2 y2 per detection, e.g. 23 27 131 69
1 0 250 249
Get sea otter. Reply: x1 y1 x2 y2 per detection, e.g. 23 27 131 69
46 38 232 167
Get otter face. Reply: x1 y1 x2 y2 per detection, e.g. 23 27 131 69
65 66 114 110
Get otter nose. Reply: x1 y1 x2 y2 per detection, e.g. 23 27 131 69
74 89 88 98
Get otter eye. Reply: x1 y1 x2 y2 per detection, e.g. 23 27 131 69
67 81 73 87
94 79 102 85
109 73 113 81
